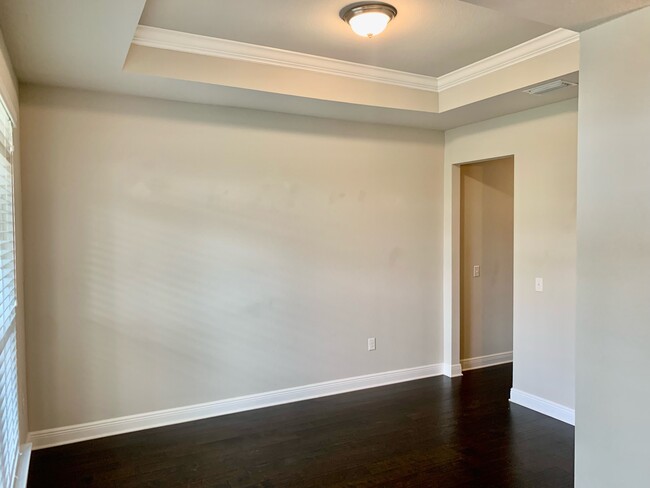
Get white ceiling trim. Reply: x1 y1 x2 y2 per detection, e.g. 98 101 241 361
132 25 579 94
133 25 439 92
437 28 579 91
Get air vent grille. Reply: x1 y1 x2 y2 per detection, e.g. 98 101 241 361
524 79 577 95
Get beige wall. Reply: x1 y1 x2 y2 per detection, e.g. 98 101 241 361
460 157 513 361
576 7 650 487
20 85 445 431
446 98 577 409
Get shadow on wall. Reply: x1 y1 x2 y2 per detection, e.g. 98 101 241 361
22 86 445 429
22 85 436 143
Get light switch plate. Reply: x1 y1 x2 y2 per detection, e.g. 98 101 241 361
368 337 376 351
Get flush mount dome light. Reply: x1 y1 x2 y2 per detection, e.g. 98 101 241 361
340 2 398 38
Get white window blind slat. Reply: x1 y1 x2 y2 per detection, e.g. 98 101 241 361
0 97 18 488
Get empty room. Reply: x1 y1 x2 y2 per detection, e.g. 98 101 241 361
0 1 648 487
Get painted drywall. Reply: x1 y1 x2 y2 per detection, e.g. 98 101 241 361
438 40 579 112
19 85 445 431
445 99 577 409
125 36 579 115
125 44 439 113
460 157 513 361
0 27 27 444
575 7 650 487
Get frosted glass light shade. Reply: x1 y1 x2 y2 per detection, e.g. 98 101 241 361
340 3 397 39
349 11 391 37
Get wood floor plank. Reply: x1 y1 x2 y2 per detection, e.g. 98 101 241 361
27 364 574 487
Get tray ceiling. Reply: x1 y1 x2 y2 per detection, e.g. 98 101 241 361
0 0 588 129
140 0 556 77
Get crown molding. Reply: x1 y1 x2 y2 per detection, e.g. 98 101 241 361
437 28 580 91
133 25 439 92
132 26 579 96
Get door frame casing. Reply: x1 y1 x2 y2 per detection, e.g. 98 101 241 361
443 154 514 377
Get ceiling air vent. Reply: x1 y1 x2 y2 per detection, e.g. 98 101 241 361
524 79 577 95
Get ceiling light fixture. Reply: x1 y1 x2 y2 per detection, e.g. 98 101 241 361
340 2 397 38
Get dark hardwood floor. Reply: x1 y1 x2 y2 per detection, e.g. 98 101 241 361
28 364 574 487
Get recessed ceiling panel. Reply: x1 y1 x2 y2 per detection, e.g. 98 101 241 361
139 0 556 77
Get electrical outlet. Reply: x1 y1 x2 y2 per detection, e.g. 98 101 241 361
367 337 376 351
473 265 480 277
535 277 544 292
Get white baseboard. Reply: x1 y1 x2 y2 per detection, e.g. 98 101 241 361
13 443 31 488
510 388 575 425
461 351 513 371
28 363 443 450
443 363 463 378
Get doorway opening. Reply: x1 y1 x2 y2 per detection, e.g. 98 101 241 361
459 157 514 371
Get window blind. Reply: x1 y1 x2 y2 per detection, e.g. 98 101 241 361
0 99 18 488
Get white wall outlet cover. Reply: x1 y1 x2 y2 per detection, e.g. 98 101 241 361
367 337 376 351
535 277 544 292
473 265 480 277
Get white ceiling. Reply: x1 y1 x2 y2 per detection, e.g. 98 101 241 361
0 0 146 90
461 0 650 31
0 0 586 129
139 0 555 77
